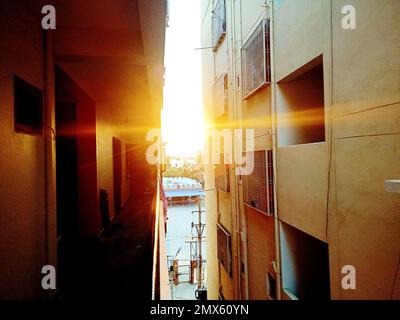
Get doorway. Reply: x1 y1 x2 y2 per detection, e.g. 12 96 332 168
127 144 153 200
113 137 122 215
55 96 79 294
55 65 98 295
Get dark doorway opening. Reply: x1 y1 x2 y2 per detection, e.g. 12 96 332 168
113 137 122 215
55 65 98 296
55 86 79 295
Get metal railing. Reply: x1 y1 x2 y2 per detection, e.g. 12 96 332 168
151 177 161 300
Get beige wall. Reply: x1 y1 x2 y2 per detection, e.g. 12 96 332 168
202 0 400 301
328 0 400 300
274 0 400 299
274 0 327 82
0 3 46 299
277 143 328 242
240 0 267 42
246 206 276 300
274 0 330 242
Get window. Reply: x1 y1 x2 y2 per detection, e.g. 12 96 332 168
213 73 228 119
266 272 277 300
280 222 331 300
215 162 230 192
14 75 43 134
242 150 274 215
277 56 325 147
217 223 232 277
241 19 271 99
212 0 226 52
215 153 230 192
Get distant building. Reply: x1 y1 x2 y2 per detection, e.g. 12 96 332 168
163 178 204 203
168 157 198 168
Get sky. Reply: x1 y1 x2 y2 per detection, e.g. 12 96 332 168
162 0 204 158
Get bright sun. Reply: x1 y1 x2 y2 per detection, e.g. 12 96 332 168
161 0 204 158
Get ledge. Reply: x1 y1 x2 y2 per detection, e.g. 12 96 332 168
385 180 400 194
242 82 270 100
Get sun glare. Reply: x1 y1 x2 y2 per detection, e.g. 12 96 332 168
162 0 204 158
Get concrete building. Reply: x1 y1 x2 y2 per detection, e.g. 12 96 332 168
201 0 400 300
0 0 167 299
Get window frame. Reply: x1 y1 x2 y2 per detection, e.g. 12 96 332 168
242 150 274 216
217 223 232 278
211 0 227 52
241 18 271 100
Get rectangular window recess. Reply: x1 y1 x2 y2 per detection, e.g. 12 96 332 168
277 56 325 147
14 75 43 135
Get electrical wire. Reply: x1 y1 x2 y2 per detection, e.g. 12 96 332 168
325 0 334 241
391 253 400 299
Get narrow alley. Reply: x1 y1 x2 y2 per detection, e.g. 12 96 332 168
0 0 399 308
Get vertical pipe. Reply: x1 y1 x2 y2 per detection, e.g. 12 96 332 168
268 0 282 300
234 0 251 301
151 177 161 300
230 0 243 300
43 29 57 299
198 196 203 289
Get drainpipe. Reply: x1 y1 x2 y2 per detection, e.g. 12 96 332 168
231 0 249 300
43 30 57 299
268 0 283 300
230 0 240 300
239 0 251 301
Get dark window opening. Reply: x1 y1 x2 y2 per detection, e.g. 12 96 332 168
277 56 325 147
14 75 43 134
280 222 331 300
